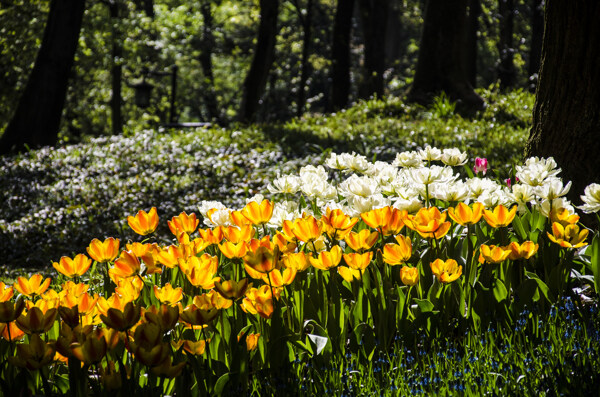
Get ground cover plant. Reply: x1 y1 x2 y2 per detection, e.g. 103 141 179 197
1 134 599 395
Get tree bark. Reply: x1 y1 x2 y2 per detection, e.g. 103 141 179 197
525 1 600 211
528 0 544 84
296 0 314 117
199 1 221 123
407 0 484 111
239 0 279 123
329 0 355 111
497 0 516 89
0 0 85 154
358 0 388 99
465 0 481 87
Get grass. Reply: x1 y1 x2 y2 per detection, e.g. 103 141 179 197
0 88 533 271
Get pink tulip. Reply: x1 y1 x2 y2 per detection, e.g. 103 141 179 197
473 157 488 175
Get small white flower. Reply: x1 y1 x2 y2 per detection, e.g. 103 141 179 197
534 178 571 201
579 183 600 213
441 148 468 166
299 164 328 182
418 145 442 162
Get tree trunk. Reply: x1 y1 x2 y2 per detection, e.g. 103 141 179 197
296 0 314 117
358 0 388 99
465 0 481 87
528 0 544 85
407 0 484 111
239 0 279 123
109 2 123 135
0 0 85 154
199 1 221 123
497 0 516 89
525 1 600 212
329 0 355 111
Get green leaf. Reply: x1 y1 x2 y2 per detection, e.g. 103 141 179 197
493 278 508 302
590 234 600 294
414 298 435 313
213 373 230 396
512 215 527 240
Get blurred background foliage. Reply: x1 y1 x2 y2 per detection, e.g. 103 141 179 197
1 0 541 142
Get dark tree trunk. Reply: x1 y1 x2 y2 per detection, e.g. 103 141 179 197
497 0 516 89
528 0 544 84
329 0 355 111
358 0 388 99
109 2 123 135
407 0 484 111
465 0 481 87
0 0 85 154
239 0 279 123
525 1 600 213
199 1 221 123
296 0 314 117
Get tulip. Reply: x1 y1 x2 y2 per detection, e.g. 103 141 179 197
549 208 580 226
0 298 26 323
8 334 56 370
109 250 141 283
144 304 180 332
71 330 108 365
282 252 310 271
361 206 392 230
430 259 462 283
180 339 207 355
473 157 488 175
99 361 123 391
168 211 200 235
2 321 26 342
382 235 413 266
506 241 539 260
338 266 362 283
14 274 51 297
193 290 232 310
404 207 451 239
218 240 249 259
153 283 183 305
87 237 120 263
238 332 260 352
222 224 255 243
151 356 186 378
179 305 219 326
482 205 517 228
309 246 343 271
16 307 58 334
342 251 373 271
381 208 407 236
291 215 323 243
448 202 484 226
53 254 92 278
127 207 159 236
265 267 297 287
400 266 419 286
321 209 359 240
198 227 224 245
547 222 589 249
100 301 141 331
345 229 379 251
0 282 14 302
243 246 279 274
214 279 252 301
241 199 274 225
478 244 512 264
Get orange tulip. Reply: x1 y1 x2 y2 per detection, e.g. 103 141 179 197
547 222 589 249
109 250 141 283
127 207 159 236
179 254 219 289
222 224 255 243
265 267 297 287
0 282 14 302
198 227 224 245
241 199 274 225
180 339 207 356
2 320 25 342
506 241 539 260
448 202 484 226
100 301 141 331
309 245 343 271
214 279 252 301
53 254 92 278
478 244 512 264
345 229 379 251
243 332 260 352
168 211 200 235
337 266 362 283
381 208 407 236
430 259 462 283
87 237 120 263
482 205 517 228
549 208 580 227
16 307 58 334
399 266 419 286
342 251 373 271
321 208 359 240
282 252 310 271
361 206 392 230
153 283 183 305
404 207 451 239
0 298 26 323
229 210 254 227
219 240 249 259
382 235 413 266
243 245 279 274
14 274 51 297
291 215 323 243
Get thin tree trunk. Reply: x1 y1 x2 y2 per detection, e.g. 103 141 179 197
239 0 279 123
329 0 355 111
528 0 544 84
296 0 314 117
358 0 388 99
199 1 221 123
407 0 484 111
0 0 86 154
497 0 516 89
526 1 600 212
465 0 481 87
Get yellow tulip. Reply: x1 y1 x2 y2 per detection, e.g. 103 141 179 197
87 237 120 263
180 339 207 356
14 274 51 297
506 241 539 260
430 259 462 283
448 202 484 226
400 266 419 286
478 244 512 264
218 240 249 259
179 305 219 326
197 227 224 245
100 301 141 331
547 222 589 249
144 304 180 332
291 215 323 243
265 267 297 287
214 279 252 301
309 245 343 271
70 329 108 365
241 199 274 225
0 282 14 302
243 245 279 274
2 320 26 342
0 298 26 323
168 211 200 235
549 208 580 227
193 290 232 310
109 250 141 283
361 206 392 230
382 235 413 266
337 266 362 283
153 283 183 305
381 208 407 236
53 254 92 278
344 229 379 251
404 207 451 239
127 207 159 236
282 252 310 271
321 208 359 240
482 205 517 228
342 251 373 271
8 333 55 370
